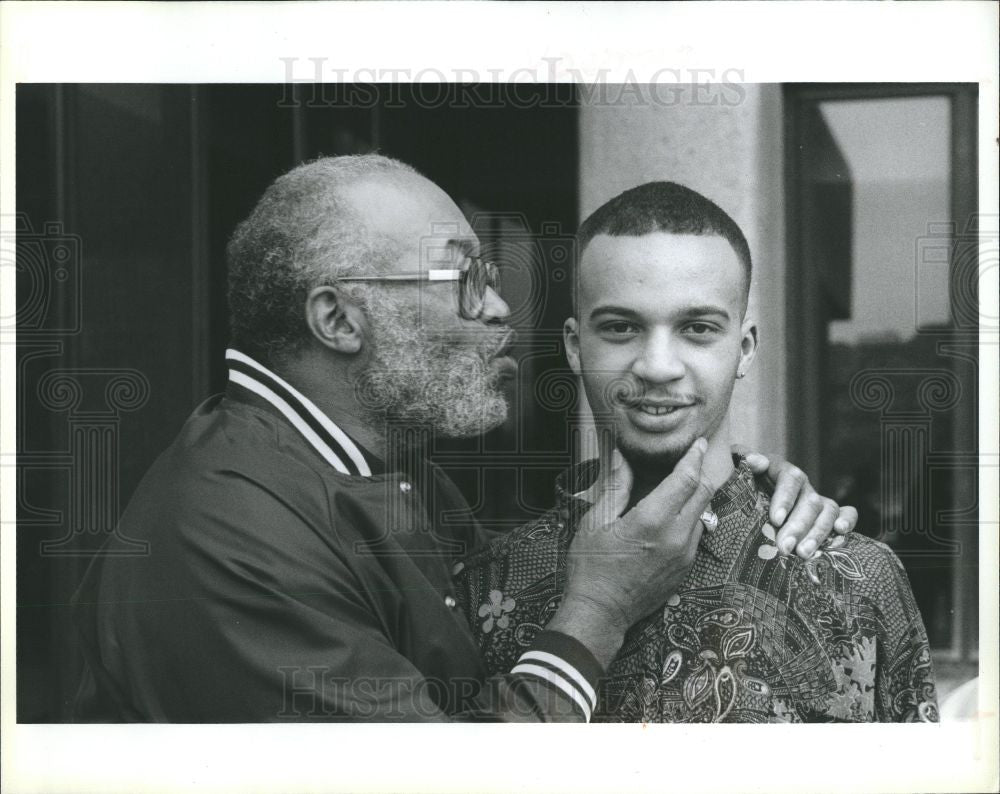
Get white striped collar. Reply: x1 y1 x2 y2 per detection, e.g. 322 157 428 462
225 348 374 477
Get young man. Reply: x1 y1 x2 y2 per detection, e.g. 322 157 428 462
456 181 938 722
73 157 853 722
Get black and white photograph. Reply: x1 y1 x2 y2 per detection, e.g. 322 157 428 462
2 3 997 793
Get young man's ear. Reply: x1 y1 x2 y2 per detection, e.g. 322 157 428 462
737 319 759 378
563 317 582 376
305 286 367 355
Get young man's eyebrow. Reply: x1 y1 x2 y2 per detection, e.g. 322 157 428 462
681 305 731 321
589 304 732 322
589 305 641 321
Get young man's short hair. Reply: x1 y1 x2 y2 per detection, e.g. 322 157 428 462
573 181 752 315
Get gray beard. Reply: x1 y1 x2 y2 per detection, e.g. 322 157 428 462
355 292 509 438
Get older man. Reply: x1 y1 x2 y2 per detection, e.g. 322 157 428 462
73 155 851 722
457 181 938 722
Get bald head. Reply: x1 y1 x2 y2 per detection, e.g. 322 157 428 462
226 154 422 364
342 169 476 273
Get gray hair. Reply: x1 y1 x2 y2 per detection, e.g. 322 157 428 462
226 153 418 364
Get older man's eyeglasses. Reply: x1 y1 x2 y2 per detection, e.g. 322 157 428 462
337 256 500 321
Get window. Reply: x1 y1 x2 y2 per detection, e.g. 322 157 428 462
785 84 979 695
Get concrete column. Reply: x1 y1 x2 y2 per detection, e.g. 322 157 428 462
576 84 787 458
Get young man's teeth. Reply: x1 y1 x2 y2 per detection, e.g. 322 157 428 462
639 404 677 415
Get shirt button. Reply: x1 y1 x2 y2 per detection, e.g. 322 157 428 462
444 595 457 609
399 481 412 494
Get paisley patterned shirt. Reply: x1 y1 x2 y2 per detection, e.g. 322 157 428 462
455 457 939 723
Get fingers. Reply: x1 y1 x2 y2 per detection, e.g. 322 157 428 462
761 449 790 485
773 491 823 555
683 515 706 567
789 497 840 559
736 445 770 475
677 464 716 530
768 462 807 528
834 505 858 534
624 438 713 553
637 438 711 518
580 449 634 530
597 449 634 523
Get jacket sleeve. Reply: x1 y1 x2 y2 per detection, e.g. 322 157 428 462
452 507 601 719
76 466 599 722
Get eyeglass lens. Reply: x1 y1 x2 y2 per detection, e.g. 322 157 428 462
460 258 499 320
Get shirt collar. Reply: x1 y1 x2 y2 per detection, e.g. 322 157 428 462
555 454 761 564
224 348 381 477
698 457 762 564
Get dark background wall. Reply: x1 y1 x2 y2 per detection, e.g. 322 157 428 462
15 84 579 721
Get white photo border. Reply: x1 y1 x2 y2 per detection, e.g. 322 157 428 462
1 3 997 793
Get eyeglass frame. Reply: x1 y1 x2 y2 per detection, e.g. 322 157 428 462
335 256 500 321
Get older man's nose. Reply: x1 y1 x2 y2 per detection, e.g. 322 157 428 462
478 285 511 324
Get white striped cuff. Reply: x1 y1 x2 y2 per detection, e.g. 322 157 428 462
510 630 603 721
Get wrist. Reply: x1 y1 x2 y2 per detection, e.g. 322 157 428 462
546 594 628 670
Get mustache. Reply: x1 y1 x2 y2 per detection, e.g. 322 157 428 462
448 325 515 360
486 327 517 358
604 379 701 407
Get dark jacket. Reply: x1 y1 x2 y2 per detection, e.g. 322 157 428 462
72 350 599 722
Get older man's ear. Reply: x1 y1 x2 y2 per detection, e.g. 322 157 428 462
305 286 367 355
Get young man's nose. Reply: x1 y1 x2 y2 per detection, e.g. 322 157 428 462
631 330 685 383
